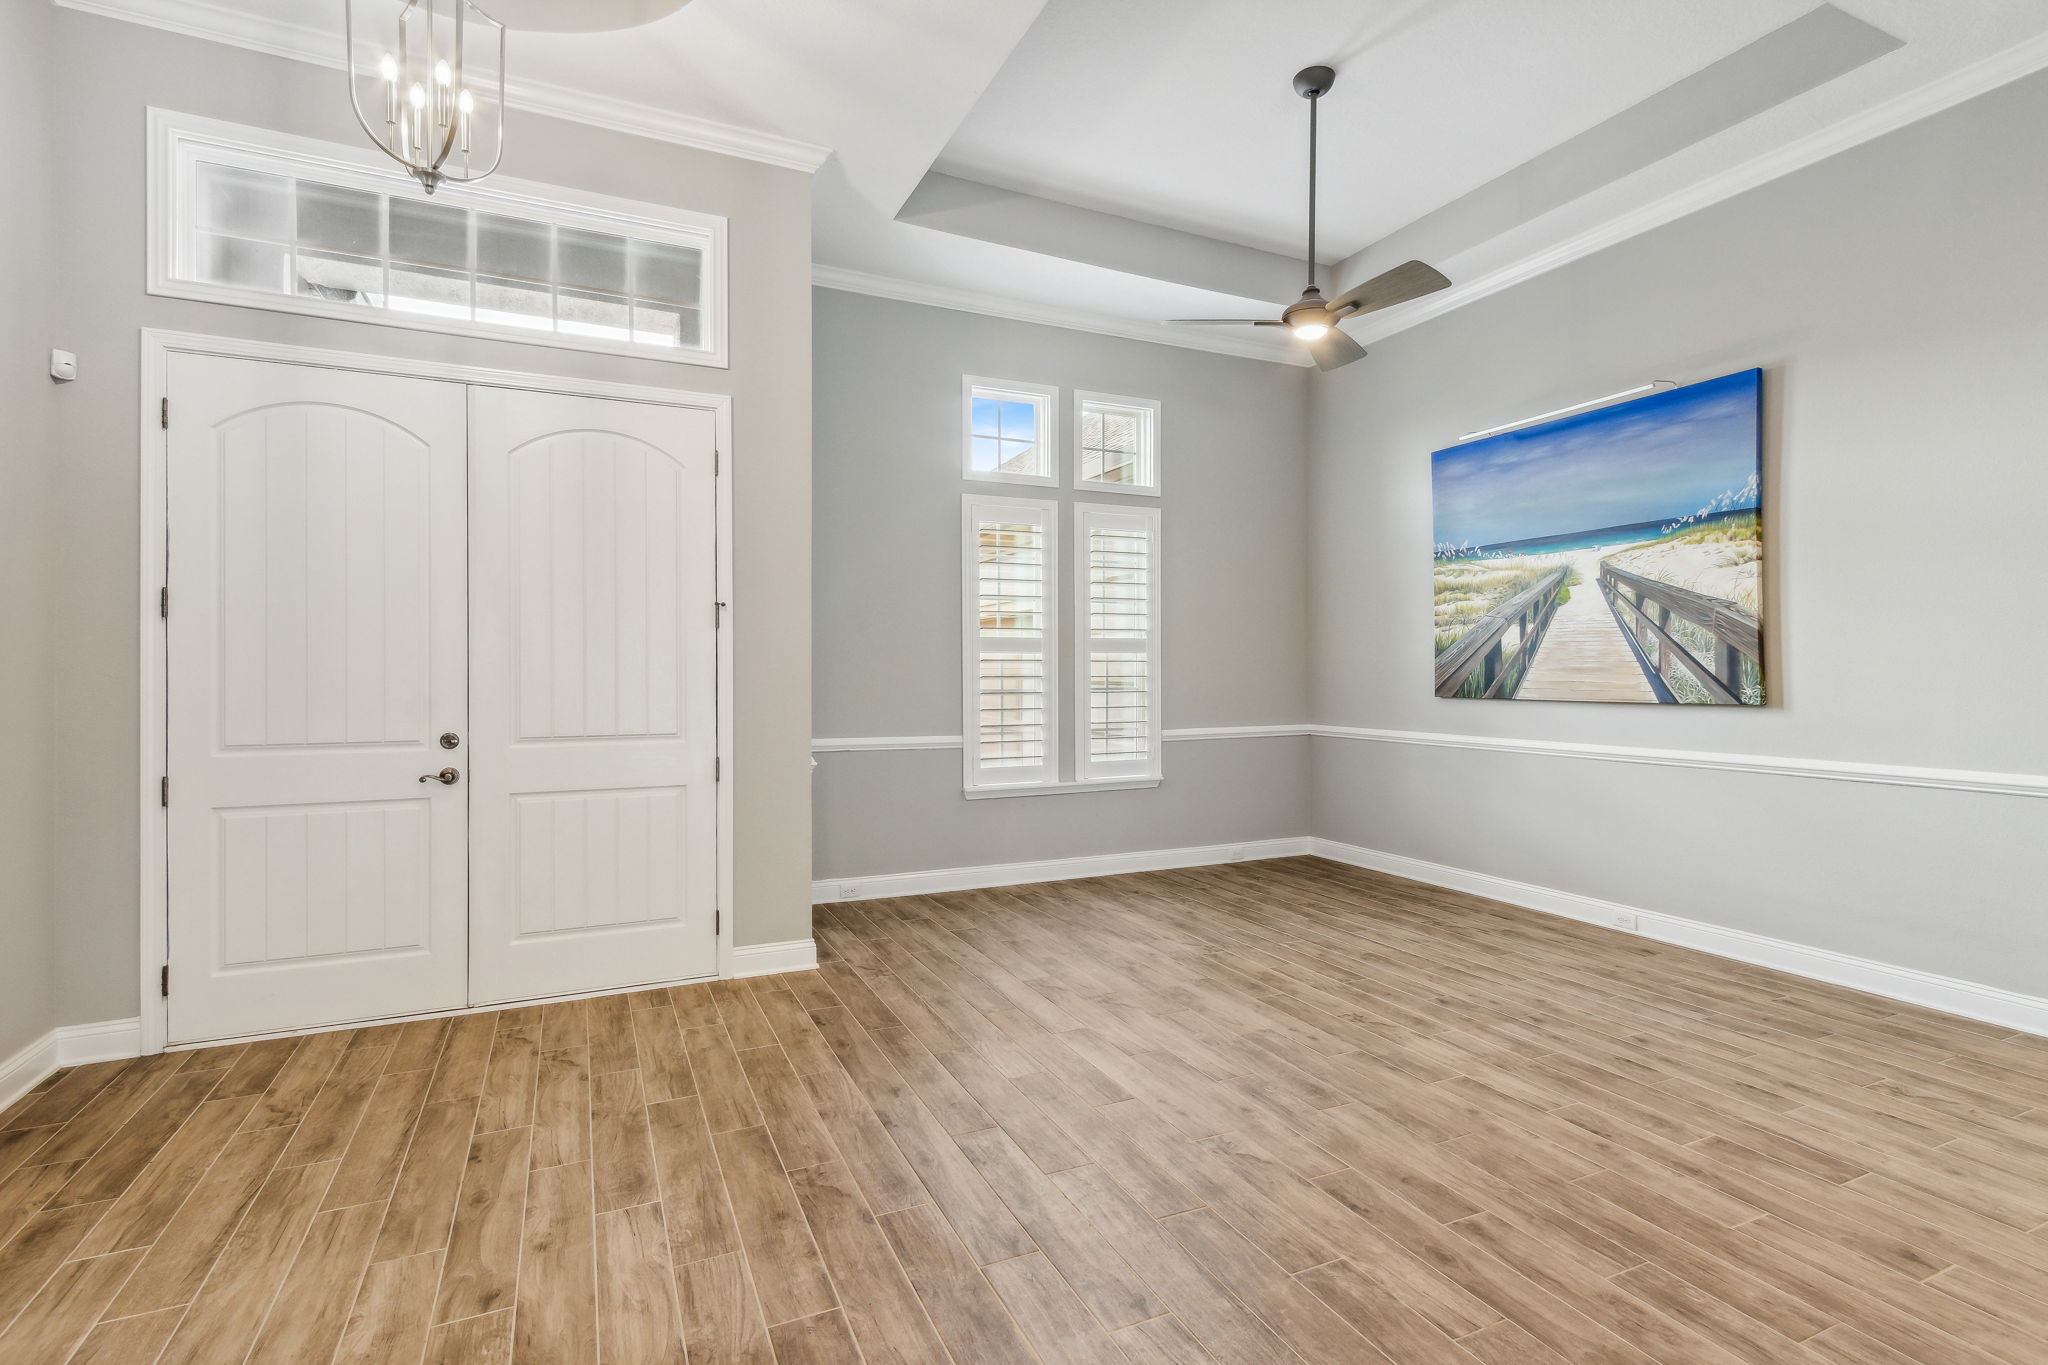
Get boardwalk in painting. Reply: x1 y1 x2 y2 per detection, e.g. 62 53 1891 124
1512 551 1655 702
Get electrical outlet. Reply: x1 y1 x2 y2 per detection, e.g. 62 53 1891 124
837 883 859 900
1612 912 1639 932
1228 845 1246 862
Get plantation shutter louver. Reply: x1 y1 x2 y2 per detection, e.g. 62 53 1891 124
1075 503 1162 782
963 495 1059 789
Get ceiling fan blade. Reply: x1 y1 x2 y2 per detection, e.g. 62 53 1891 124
1308 328 1367 371
1328 260 1451 318
1164 318 1287 326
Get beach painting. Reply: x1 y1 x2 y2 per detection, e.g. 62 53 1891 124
1432 369 1764 705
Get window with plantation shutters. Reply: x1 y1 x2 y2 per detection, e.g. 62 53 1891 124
1074 503 1162 782
963 495 1059 790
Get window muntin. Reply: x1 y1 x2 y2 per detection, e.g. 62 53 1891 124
1075 392 1160 494
151 110 725 366
963 378 1057 485
963 496 1059 789
1075 504 1162 782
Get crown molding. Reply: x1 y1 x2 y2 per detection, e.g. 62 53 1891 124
812 265 1312 367
56 0 832 174
1340 28 2048 348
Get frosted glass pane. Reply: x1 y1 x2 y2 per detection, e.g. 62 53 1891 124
557 228 627 293
193 232 289 293
476 275 552 330
632 301 699 348
390 198 470 269
631 240 700 305
388 262 470 317
196 163 291 241
296 181 380 255
558 288 631 339
295 250 382 303
478 213 549 281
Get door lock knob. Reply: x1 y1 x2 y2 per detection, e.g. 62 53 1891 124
440 732 462 749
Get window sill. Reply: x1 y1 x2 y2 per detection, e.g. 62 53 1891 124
963 777 1162 800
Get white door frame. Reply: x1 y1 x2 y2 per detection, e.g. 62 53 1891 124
138 328 736 1054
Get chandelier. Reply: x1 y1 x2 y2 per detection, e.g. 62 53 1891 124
345 1 506 194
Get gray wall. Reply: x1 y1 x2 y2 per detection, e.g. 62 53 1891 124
1308 70 2048 996
0 0 61 1060
812 289 1310 881
46 10 813 1027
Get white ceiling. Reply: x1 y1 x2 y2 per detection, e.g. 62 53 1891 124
65 0 2048 363
936 0 1817 262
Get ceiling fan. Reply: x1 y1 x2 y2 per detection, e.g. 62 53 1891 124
1169 66 1451 370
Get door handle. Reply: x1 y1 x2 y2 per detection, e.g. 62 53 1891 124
419 768 461 785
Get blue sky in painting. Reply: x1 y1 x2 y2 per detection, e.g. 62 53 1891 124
1432 369 1761 549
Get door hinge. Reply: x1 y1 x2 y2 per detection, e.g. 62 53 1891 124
160 776 169 808
159 586 169 619
715 910 721 936
714 448 720 476
714 756 721 782
160 397 169 429
160 964 170 997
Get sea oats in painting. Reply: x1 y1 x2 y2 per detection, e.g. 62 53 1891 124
1432 369 1764 704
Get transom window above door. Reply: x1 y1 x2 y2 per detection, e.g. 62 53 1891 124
149 110 728 367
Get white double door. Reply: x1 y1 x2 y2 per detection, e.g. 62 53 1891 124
165 354 718 1044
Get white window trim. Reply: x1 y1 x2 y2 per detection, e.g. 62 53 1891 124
1074 502 1163 784
1073 391 1162 496
962 376 1060 486
147 108 729 369
962 493 1060 792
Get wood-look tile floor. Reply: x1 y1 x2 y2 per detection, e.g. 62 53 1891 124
7 857 2048 1364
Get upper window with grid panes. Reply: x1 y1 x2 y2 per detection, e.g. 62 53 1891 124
1074 392 1160 495
149 110 727 366
962 377 1058 486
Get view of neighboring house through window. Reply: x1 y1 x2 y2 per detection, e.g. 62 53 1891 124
1075 392 1160 493
963 378 1057 484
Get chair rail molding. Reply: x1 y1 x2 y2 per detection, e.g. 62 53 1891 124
1312 725 2048 800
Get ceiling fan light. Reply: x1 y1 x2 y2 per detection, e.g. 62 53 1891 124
1293 323 1330 341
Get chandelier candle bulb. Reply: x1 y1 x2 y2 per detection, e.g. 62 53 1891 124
379 52 398 129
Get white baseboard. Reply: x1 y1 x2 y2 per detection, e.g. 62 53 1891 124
813 837 1313 903
1307 838 2048 1039
728 939 820 978
0 1016 146 1113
